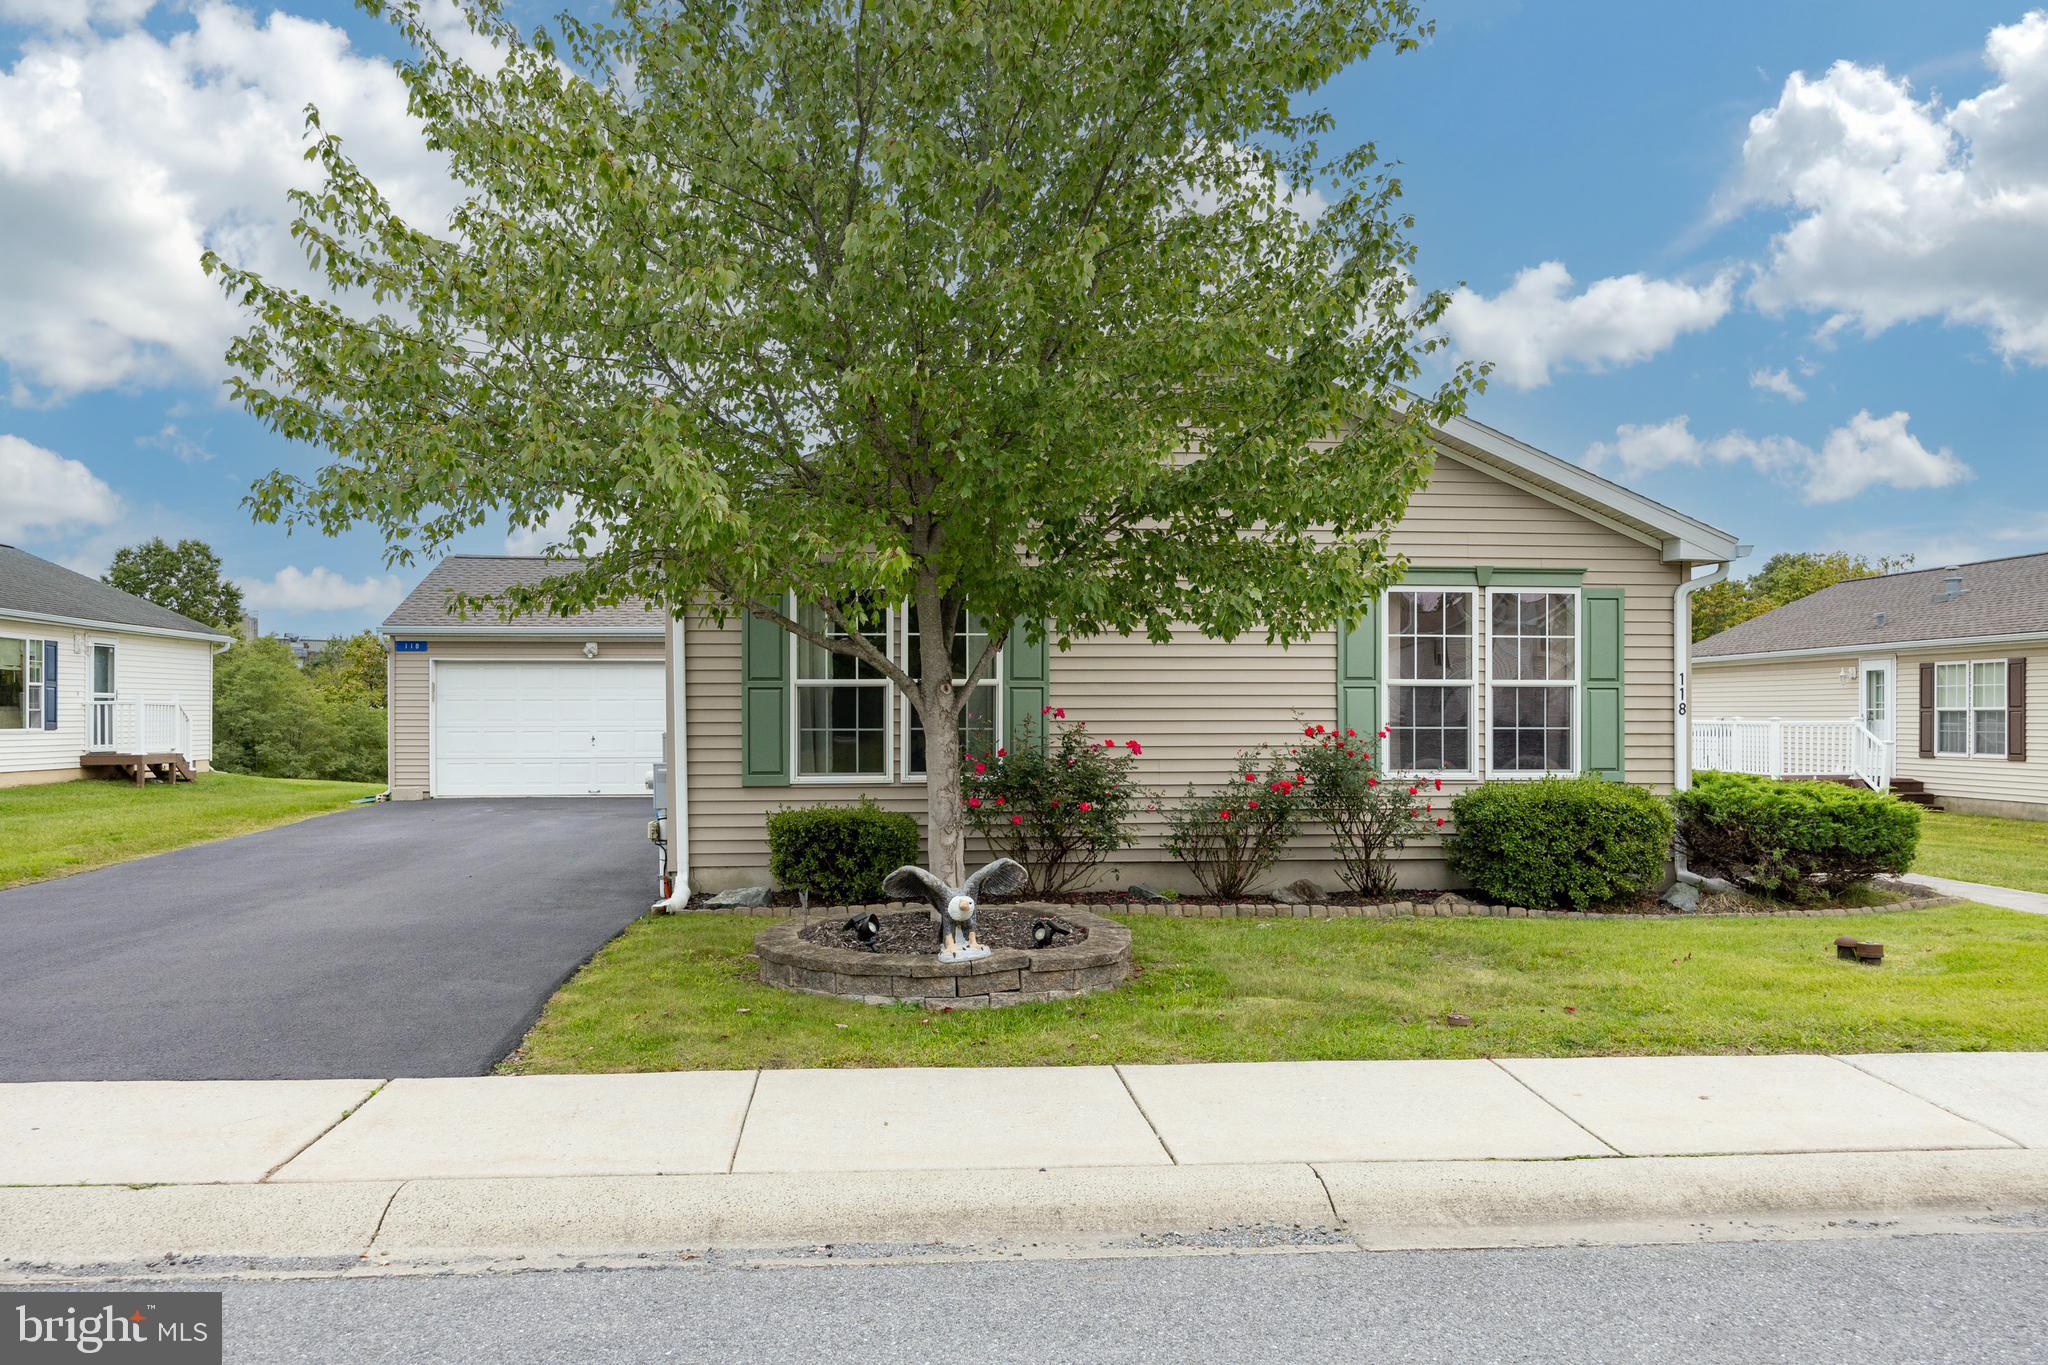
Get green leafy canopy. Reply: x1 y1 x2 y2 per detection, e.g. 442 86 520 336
209 0 1478 695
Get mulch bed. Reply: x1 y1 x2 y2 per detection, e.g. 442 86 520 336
798 908 1090 954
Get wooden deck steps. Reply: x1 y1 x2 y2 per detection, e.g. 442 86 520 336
80 752 196 786
1805 774 1941 810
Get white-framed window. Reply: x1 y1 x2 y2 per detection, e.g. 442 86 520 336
792 600 893 781
0 637 42 732
1383 587 1476 775
1935 659 2006 758
901 606 1002 779
1486 588 1578 776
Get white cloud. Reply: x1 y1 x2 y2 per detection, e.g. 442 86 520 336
0 2 462 400
236 565 406 615
1738 12 2048 364
1804 408 1971 502
1584 409 1968 504
1440 261 1735 389
505 499 612 557
1748 366 1806 401
135 421 213 465
0 0 155 30
0 433 123 540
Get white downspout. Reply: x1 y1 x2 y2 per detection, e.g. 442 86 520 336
1672 548 1749 886
652 610 691 910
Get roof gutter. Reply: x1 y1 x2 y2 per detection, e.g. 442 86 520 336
0 607 234 645
1696 628 2048 665
377 626 665 639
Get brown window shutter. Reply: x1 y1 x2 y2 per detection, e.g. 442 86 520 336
1918 660 1936 758
2010 657 2028 762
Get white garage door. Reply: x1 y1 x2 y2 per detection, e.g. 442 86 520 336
432 661 665 797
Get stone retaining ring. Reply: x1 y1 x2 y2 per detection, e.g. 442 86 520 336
755 905 1132 1008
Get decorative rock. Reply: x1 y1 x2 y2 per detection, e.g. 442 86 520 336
1444 1012 1473 1027
1270 878 1327 906
704 885 772 909
1658 882 1702 913
1123 884 1171 902
1697 875 1740 895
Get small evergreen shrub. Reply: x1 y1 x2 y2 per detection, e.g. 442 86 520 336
1673 771 1920 898
962 711 1148 894
766 799 920 903
1448 777 1673 909
1290 722 1441 898
1164 747 1306 898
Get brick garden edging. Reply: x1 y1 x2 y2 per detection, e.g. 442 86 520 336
754 905 1132 1008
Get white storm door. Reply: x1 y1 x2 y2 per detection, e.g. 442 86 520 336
432 660 664 797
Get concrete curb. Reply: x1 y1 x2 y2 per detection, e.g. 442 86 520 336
8 1150 2048 1276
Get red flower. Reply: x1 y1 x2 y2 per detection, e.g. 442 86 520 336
1294 773 1304 782
1408 785 1418 796
1433 778 1442 790
974 762 987 774
1409 808 1418 817
1126 740 1143 755
1218 809 1233 820
1346 728 1356 737
1247 799 1259 809
994 796 1006 805
967 797 981 809
997 747 1007 758
1303 725 1316 737
1105 738 1116 748
1378 728 1389 739
1367 777 1378 787
1078 802 1094 813
1435 816 1446 826
1010 814 1024 825
1041 705 1054 715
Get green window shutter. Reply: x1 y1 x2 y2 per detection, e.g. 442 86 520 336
1003 618 1051 752
1580 588 1626 780
1337 601 1379 739
740 609 791 786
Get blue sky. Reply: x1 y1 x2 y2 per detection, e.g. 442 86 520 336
2 1 2044 636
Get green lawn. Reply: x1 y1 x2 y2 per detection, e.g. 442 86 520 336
1914 810 2048 893
0 772 382 889
502 905 2048 1073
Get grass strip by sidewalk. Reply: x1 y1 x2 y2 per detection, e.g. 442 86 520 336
0 771 382 889
502 904 2048 1074
1914 810 2048 894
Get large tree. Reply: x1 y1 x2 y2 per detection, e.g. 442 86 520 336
1692 551 1916 642
103 537 244 631
210 0 1477 880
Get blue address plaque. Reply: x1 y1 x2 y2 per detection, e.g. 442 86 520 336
393 640 429 653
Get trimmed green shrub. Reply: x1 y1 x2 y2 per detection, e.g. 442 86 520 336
1673 771 1920 898
1448 777 1674 909
766 799 921 904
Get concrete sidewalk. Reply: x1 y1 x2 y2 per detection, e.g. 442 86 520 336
1909 873 2048 916
5 1053 2048 1272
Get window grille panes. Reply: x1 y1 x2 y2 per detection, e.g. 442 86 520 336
1489 591 1577 774
1387 589 1474 772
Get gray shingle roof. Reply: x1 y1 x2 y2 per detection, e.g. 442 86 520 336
0 543 230 637
1694 552 2048 659
381 555 665 633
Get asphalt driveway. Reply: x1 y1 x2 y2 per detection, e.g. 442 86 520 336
0 800 657 1081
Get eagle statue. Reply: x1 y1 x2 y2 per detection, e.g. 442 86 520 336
881 857 1030 962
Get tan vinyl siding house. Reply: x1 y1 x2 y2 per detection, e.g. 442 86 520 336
1692 554 2048 819
662 416 1740 893
0 546 232 787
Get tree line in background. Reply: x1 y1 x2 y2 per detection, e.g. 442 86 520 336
103 537 387 784
1690 550 1916 642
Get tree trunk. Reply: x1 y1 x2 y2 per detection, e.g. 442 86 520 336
922 683 967 885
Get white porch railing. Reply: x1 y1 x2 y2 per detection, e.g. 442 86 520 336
1692 716 1892 792
86 695 193 759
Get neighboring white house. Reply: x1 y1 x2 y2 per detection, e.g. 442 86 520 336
1692 554 2046 819
0 544 235 787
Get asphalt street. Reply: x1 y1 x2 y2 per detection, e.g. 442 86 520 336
61 1230 2048 1364
0 799 653 1080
